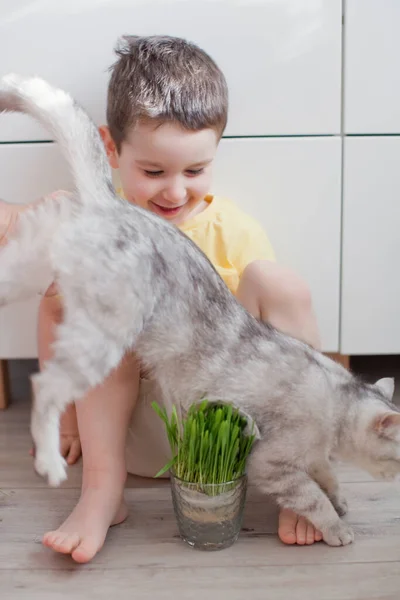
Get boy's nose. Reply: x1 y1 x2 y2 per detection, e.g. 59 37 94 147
162 182 187 205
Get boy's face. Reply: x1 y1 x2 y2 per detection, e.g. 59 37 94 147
100 122 219 225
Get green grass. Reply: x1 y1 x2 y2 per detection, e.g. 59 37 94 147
152 399 256 484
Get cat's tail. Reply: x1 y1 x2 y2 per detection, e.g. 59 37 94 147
0 74 114 208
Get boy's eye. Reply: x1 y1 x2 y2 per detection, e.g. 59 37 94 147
143 169 163 177
144 170 163 177
186 168 204 176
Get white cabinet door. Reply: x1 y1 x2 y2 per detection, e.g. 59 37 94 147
0 143 72 359
0 0 341 140
345 0 400 133
215 137 342 351
341 137 400 354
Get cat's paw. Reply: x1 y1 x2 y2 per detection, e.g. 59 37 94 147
331 495 348 517
34 451 67 487
322 520 354 546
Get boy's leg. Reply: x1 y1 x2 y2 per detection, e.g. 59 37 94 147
37 292 139 563
236 259 323 546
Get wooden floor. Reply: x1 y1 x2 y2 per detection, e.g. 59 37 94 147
2 358 400 599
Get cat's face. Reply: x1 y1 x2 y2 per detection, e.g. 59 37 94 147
352 378 400 480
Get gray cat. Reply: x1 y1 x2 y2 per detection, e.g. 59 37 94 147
1 75 399 547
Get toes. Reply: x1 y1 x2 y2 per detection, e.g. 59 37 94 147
42 530 102 562
315 528 323 542
278 510 322 546
51 533 72 553
42 530 64 548
278 509 298 545
42 530 56 548
295 517 307 545
43 530 80 554
56 533 81 553
306 521 316 545
72 538 102 564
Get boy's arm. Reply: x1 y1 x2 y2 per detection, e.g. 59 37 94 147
0 189 72 246
233 222 276 277
0 199 31 246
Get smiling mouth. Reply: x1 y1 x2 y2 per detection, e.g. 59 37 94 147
151 202 185 215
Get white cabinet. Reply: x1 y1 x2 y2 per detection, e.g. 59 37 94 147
341 137 400 354
0 0 342 141
345 0 400 133
215 137 342 351
0 143 72 358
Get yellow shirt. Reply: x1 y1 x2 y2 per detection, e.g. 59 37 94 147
179 195 275 294
116 190 275 295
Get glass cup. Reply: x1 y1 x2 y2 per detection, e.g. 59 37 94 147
170 472 248 551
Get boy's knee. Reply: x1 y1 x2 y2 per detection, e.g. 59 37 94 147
271 269 313 316
242 260 313 319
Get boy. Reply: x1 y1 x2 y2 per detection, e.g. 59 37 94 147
0 35 322 562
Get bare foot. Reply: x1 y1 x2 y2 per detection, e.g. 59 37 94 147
278 508 323 545
42 480 128 563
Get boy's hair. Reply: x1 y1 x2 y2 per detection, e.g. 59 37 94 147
107 35 228 152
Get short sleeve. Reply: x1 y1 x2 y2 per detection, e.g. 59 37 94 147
230 221 276 277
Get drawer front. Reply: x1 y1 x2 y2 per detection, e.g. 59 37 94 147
345 0 400 133
0 0 341 141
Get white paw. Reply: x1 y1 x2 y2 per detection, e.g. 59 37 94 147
322 520 354 546
34 451 67 487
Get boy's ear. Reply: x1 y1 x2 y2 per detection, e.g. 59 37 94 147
99 125 119 169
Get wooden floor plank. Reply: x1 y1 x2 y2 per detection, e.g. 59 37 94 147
2 563 400 600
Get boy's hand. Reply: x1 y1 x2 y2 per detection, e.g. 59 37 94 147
1 190 71 247
0 199 22 246
30 403 82 464
59 403 82 464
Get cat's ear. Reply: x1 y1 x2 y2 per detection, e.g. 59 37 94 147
375 377 395 399
373 412 400 440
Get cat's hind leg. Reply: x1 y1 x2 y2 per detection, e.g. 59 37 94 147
31 312 127 486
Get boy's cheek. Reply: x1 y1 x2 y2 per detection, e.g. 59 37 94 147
195 174 213 196
122 180 157 205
